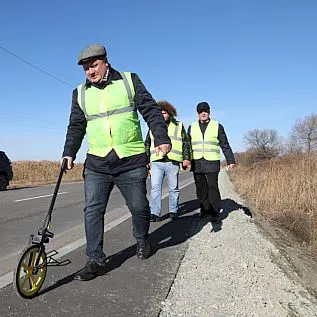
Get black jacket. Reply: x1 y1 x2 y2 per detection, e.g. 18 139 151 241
144 118 191 164
62 67 171 174
187 120 235 173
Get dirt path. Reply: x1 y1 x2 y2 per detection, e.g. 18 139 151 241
159 170 317 317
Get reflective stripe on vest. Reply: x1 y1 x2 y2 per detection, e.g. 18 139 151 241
77 72 145 158
150 121 183 162
190 120 220 160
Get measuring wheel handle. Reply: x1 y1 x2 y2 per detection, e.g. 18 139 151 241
14 159 68 299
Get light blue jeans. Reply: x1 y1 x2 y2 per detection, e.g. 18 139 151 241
150 161 180 216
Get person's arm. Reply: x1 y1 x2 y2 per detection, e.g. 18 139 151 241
181 124 191 170
144 130 151 164
131 73 171 152
187 125 194 158
181 124 191 161
218 123 235 167
62 89 86 168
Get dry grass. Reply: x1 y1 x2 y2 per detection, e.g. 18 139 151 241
8 161 84 188
230 153 317 254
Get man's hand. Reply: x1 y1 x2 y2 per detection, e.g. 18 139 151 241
182 160 191 170
155 144 171 156
62 156 74 170
227 164 235 171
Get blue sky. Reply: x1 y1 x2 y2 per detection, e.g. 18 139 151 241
1 0 316 162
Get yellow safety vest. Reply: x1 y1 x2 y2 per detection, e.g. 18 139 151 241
150 121 183 162
77 72 145 158
190 120 220 160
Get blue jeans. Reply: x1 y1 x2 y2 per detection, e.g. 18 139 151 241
150 161 180 216
83 167 150 263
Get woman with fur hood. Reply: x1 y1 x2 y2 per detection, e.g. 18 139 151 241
144 100 191 221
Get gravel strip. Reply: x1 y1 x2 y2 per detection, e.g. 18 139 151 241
159 170 317 317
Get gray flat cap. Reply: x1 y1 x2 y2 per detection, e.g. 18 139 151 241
78 44 107 65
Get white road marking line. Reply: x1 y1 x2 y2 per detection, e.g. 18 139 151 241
0 212 131 290
14 192 69 202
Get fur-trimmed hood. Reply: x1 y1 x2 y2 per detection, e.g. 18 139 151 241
156 100 177 117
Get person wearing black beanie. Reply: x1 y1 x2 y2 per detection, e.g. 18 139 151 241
188 101 235 221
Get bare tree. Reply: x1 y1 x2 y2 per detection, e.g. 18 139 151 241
290 114 317 153
283 135 303 154
243 128 281 161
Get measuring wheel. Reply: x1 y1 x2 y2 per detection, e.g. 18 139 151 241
14 245 47 299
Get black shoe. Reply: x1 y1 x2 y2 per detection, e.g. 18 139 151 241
74 260 107 281
150 214 161 222
210 213 220 223
136 238 151 259
169 213 178 220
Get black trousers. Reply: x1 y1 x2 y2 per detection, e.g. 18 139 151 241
193 172 221 215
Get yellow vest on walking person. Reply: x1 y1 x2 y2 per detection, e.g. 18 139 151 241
77 72 145 158
150 121 183 162
189 120 220 161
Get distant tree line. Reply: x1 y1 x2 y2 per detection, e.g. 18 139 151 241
241 113 317 164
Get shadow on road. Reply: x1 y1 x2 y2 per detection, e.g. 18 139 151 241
150 214 209 255
107 199 207 267
35 198 251 297
221 198 252 219
37 272 76 296
210 198 252 233
178 199 200 215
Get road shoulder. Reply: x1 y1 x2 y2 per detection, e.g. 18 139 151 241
159 170 317 317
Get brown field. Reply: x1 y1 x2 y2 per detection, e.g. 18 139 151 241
8 161 84 188
230 153 317 255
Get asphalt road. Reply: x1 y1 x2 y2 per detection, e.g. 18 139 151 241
0 171 195 279
0 171 200 317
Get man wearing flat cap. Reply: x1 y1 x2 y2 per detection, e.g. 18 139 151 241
188 102 235 221
62 44 171 281
144 100 191 222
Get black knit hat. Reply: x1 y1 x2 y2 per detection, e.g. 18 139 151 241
196 102 210 113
